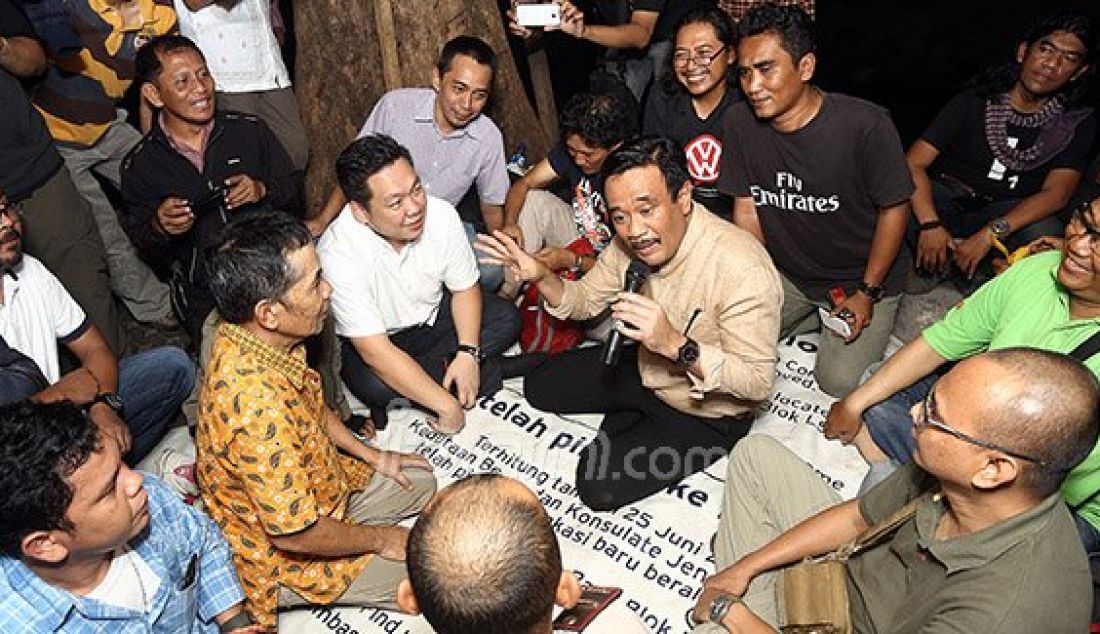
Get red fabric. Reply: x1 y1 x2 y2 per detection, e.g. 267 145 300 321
518 237 595 354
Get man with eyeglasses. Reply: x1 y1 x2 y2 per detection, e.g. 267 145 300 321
0 192 193 465
717 4 912 399
693 348 1099 632
0 0 127 355
826 195 1100 558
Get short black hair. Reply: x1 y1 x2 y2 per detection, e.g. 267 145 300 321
737 3 816 63
973 348 1100 497
135 34 206 85
0 401 100 557
559 91 638 150
335 134 414 207
205 210 314 324
406 474 561 634
437 35 498 80
602 136 691 201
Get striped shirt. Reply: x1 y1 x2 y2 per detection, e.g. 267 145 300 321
33 0 177 147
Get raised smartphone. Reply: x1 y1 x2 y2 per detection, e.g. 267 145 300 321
516 3 561 27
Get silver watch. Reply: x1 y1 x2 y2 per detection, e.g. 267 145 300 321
708 593 740 626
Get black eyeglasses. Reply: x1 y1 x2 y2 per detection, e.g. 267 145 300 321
672 45 727 68
1067 200 1100 254
916 381 1046 466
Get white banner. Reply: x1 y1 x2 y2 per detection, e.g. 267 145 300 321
282 334 868 633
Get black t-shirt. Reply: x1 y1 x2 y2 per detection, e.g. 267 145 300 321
547 141 614 250
922 90 1097 201
644 84 740 215
0 0 62 200
718 93 914 299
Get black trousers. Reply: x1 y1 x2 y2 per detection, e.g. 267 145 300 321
525 345 752 511
341 292 520 427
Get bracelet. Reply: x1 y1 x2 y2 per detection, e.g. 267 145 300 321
917 220 943 232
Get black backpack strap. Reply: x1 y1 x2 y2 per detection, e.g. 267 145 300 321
1069 330 1100 363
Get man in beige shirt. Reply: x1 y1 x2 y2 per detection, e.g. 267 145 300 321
478 137 782 511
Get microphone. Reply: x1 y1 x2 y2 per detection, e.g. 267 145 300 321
601 259 649 367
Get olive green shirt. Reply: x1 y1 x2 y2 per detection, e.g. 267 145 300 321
922 250 1100 529
847 462 1091 633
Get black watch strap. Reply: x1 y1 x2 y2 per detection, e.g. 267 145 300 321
456 343 482 361
856 281 885 303
90 392 124 414
918 220 943 231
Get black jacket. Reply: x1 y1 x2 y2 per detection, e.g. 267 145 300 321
120 110 302 336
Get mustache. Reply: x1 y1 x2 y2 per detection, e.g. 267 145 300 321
0 226 21 242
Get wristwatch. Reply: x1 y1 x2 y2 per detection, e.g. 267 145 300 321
456 343 482 362
855 281 885 303
90 392 124 415
708 593 741 626
676 337 700 367
989 217 1012 240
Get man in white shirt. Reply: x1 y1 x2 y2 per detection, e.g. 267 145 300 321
173 0 309 170
318 135 519 433
0 192 193 464
313 36 509 290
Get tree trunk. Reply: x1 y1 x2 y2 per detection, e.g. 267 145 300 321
294 0 553 211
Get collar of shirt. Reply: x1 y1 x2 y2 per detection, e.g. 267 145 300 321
90 0 161 55
907 492 1063 575
0 537 174 630
158 111 216 173
220 322 310 389
0 261 21 306
416 93 480 141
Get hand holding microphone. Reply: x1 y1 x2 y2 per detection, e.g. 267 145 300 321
601 260 649 366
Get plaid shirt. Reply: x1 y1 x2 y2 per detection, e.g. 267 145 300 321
719 0 815 21
0 476 245 632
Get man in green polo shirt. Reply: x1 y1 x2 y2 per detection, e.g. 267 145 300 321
693 348 1098 632
825 195 1100 551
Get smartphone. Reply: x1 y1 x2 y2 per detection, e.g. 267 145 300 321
516 3 561 27
818 306 852 339
190 186 227 215
552 585 622 631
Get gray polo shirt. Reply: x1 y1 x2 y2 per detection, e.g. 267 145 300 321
847 462 1091 633
357 87 509 209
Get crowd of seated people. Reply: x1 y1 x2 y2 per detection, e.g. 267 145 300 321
1 0 1100 630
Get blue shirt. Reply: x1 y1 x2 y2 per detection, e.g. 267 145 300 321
0 475 245 632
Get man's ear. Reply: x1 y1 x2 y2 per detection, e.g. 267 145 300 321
797 52 817 83
555 570 583 609
676 180 693 215
253 298 281 331
396 578 421 615
141 82 164 109
431 68 443 93
21 531 69 565
971 455 1020 491
1016 41 1028 65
